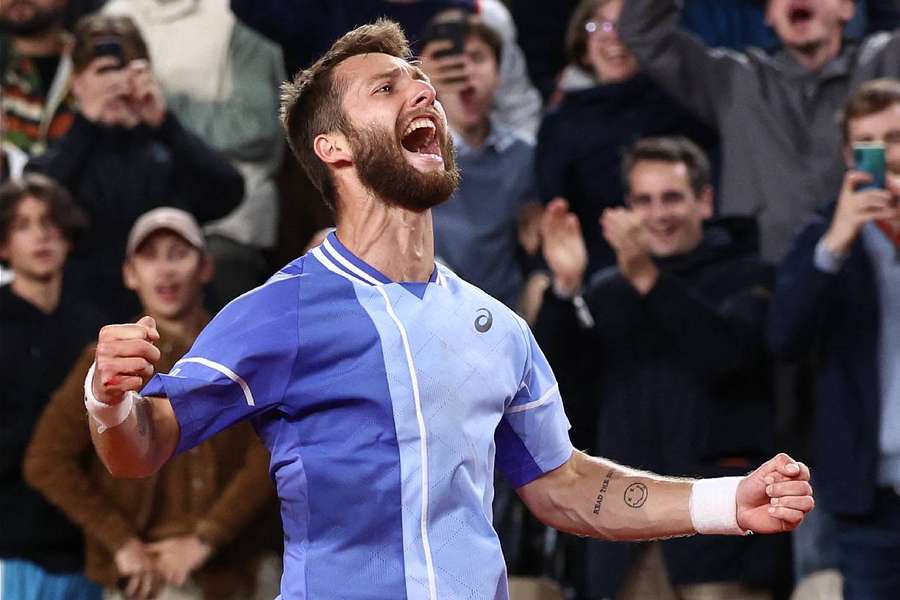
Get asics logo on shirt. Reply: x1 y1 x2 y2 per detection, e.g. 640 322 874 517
474 308 493 333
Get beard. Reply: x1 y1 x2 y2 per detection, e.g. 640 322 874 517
348 121 460 212
0 1 63 37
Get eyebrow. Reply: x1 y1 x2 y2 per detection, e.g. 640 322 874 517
362 64 429 89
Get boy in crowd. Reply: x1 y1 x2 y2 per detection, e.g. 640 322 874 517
420 16 542 313
25 207 278 600
769 78 900 600
0 173 102 599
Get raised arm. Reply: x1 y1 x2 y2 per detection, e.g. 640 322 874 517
617 0 749 124
87 316 179 478
518 450 813 541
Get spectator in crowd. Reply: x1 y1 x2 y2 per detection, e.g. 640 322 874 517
618 0 900 261
768 78 900 600
537 0 718 277
420 16 539 311
27 14 243 320
536 137 777 600
0 0 78 156
25 207 278 600
103 0 286 308
0 174 103 600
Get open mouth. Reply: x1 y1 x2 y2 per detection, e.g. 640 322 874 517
155 283 180 303
789 7 814 25
400 116 442 160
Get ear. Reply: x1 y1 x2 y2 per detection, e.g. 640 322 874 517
198 253 214 285
122 259 138 291
313 132 353 166
839 0 855 23
842 143 854 169
698 185 715 220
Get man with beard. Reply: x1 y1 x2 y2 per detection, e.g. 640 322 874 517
0 0 77 155
617 0 900 262
82 20 814 600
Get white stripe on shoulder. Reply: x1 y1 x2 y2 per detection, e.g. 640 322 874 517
174 357 255 406
505 383 560 414
322 237 382 285
311 247 361 284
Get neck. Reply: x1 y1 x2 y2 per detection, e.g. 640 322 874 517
14 28 65 57
11 270 62 314
455 119 490 150
150 303 207 342
334 191 435 283
786 32 843 72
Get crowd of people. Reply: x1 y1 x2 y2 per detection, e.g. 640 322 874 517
1 0 898 599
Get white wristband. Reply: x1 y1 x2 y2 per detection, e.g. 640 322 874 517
689 477 748 535
84 362 135 433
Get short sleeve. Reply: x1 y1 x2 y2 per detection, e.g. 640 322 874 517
495 321 573 488
141 272 301 454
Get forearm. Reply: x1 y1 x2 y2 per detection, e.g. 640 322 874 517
89 394 179 479
520 451 695 541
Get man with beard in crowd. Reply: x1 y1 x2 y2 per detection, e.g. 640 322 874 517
0 0 77 156
82 20 814 600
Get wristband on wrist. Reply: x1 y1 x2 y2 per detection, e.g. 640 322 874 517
689 477 750 536
84 362 136 433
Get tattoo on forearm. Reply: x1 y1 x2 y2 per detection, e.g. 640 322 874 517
624 482 648 508
593 470 614 514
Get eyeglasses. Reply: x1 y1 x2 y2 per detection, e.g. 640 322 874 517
585 20 617 35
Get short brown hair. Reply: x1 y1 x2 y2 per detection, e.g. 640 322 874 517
841 78 900 142
566 0 615 70
0 173 88 248
622 136 711 197
280 19 412 211
72 14 150 73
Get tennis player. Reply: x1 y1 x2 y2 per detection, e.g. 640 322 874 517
84 20 814 600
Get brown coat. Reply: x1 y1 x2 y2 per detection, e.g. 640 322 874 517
23 322 276 598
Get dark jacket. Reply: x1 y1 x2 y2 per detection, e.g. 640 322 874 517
0 284 105 572
767 203 882 517
536 73 718 275
27 112 243 320
535 218 777 594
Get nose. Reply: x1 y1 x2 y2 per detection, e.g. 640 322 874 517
409 79 436 109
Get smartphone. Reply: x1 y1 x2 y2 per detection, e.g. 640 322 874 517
423 19 468 59
93 38 125 72
853 142 886 190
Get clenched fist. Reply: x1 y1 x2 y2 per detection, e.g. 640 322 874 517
93 316 161 405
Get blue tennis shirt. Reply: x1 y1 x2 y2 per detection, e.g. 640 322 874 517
142 232 573 600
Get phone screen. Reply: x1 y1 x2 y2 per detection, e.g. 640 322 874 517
853 143 886 190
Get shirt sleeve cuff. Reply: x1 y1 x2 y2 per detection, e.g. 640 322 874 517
814 236 848 274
